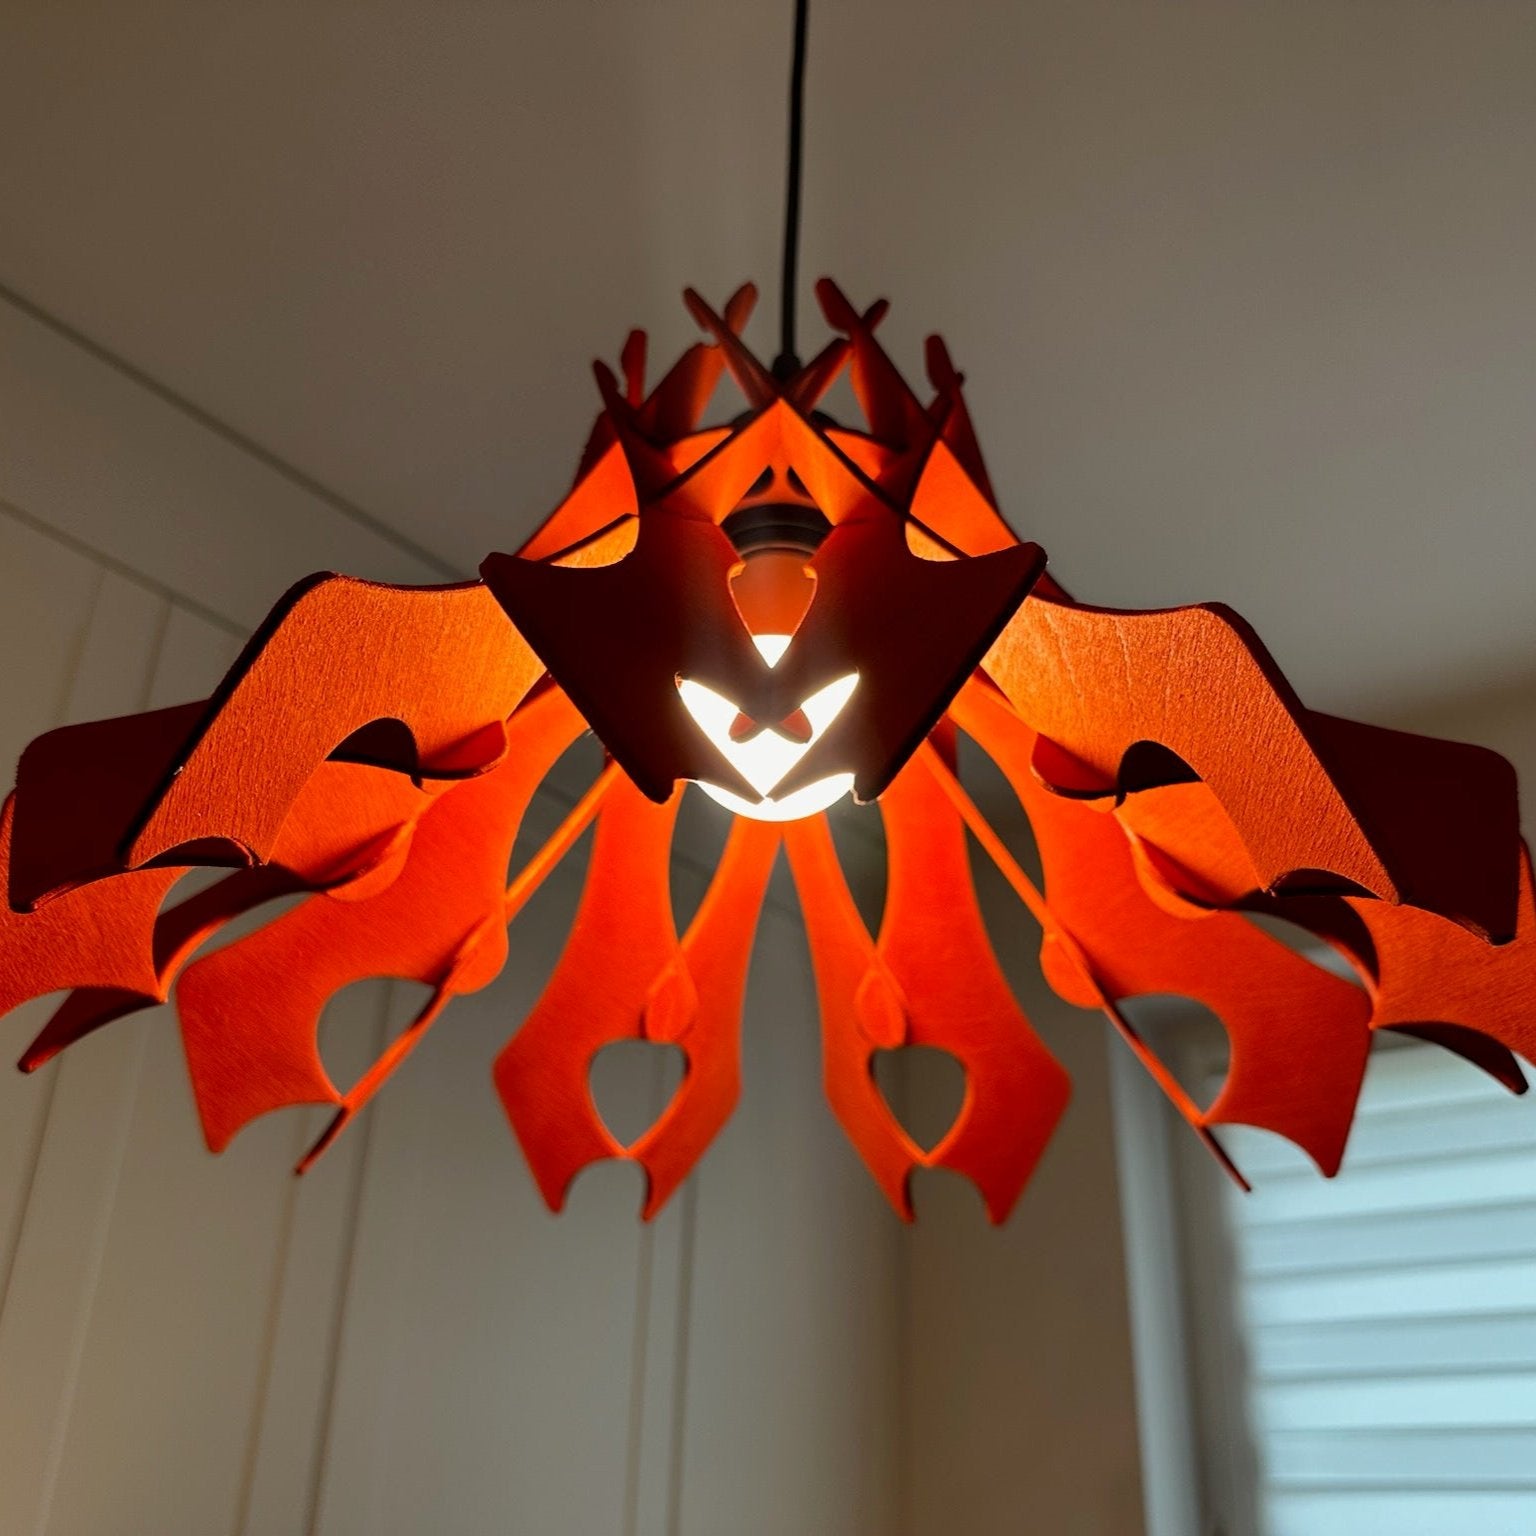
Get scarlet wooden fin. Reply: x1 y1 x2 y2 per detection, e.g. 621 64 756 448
174 688 583 1152
994 596 1524 940
483 512 767 804
1338 842 1536 1074
923 333 962 393
1129 788 1534 1098
0 794 179 1027
516 434 639 566
984 593 1520 939
767 398 894 526
786 778 1069 1224
9 701 207 910
683 287 776 408
620 329 647 405
784 812 917 1217
494 777 684 1210
781 297 881 416
18 866 302 1071
649 407 792 525
907 436 1021 558
120 576 543 879
19 759 437 1068
302 768 622 1175
633 816 781 1218
879 755 1072 1219
1112 780 1268 909
773 524 1046 803
924 334 999 510
953 679 1373 1178
723 282 757 333
592 361 683 502
1120 721 1520 955
814 279 926 448
785 337 851 414
636 283 758 441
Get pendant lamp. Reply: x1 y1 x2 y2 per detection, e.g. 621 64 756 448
1 1 1532 1225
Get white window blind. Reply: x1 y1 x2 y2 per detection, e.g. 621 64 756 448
1188 1040 1536 1536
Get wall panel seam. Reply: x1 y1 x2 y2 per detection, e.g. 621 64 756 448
664 1180 698 1536
303 986 394 1536
0 280 460 583
0 496 246 639
231 1129 307 1536
0 566 106 1333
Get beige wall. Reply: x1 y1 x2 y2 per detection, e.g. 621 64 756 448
889 817 1146 1535
901 1001 1146 1536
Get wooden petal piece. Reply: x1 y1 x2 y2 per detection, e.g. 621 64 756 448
785 756 1071 1223
1116 782 1531 1097
631 816 780 1217
9 701 207 911
984 592 1520 940
18 760 438 1070
1336 844 1536 1074
173 687 584 1153
495 778 780 1218
123 575 544 878
771 517 1046 804
0 793 181 1018
490 399 1043 810
953 679 1373 1176
483 513 766 804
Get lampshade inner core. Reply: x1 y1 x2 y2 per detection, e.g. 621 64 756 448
679 634 857 822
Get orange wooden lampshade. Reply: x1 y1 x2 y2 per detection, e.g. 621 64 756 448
0 276 1530 1224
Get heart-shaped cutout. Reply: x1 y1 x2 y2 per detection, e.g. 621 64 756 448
872 1045 967 1154
589 1040 687 1148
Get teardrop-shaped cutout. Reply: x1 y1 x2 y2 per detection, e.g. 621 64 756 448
873 1045 967 1153
588 1039 687 1148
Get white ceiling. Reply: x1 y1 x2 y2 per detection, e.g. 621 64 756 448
1 0 1532 717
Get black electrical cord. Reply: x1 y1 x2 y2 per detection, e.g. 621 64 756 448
773 0 810 379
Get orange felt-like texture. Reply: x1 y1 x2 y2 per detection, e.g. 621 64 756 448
1345 845 1536 1066
984 593 1520 941
2 278 1532 1228
128 575 544 876
1108 780 1531 1098
486 301 1047 811
953 679 1373 1176
631 816 780 1214
1234 851 1536 1090
0 793 182 1015
19 759 439 1071
495 777 685 1206
785 753 1070 1223
174 687 583 1154
496 778 779 1217
9 701 208 910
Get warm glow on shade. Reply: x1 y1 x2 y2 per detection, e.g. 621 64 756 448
679 634 858 822
1 276 1528 1235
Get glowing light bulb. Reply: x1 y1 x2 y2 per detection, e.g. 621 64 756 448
678 634 858 822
